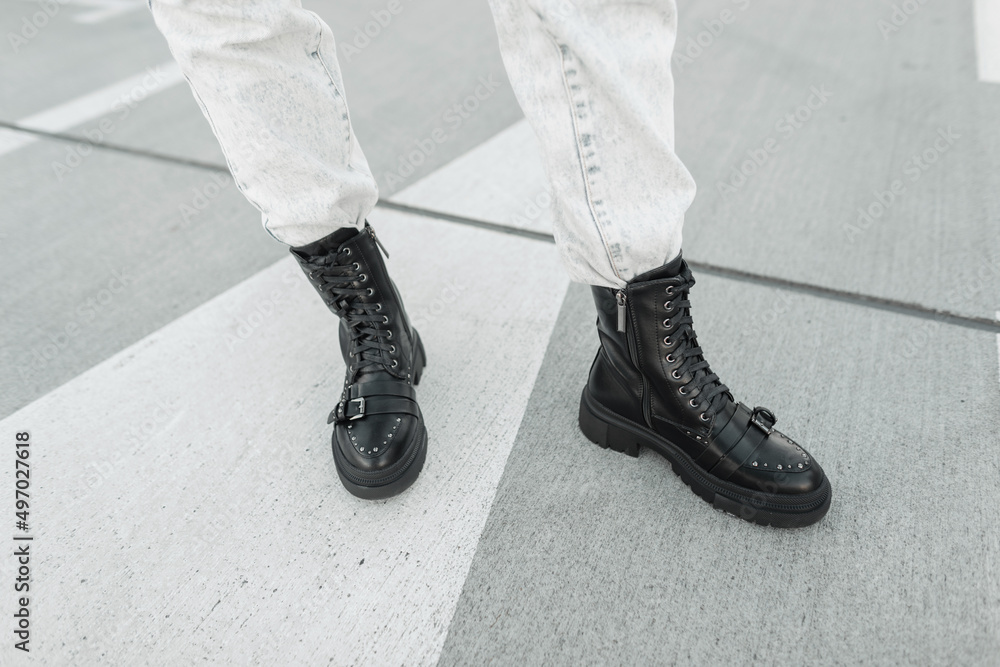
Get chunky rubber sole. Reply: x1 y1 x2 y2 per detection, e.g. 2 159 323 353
332 332 428 500
578 387 831 528
333 427 427 500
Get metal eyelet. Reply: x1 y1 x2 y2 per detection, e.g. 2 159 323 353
352 262 360 270
391 360 398 368
389 345 396 353
678 386 688 395
662 318 671 328
342 247 351 255
666 287 674 296
689 399 699 408
663 336 672 346
367 288 374 296
359 274 368 282
699 413 710 422
671 370 681 380
665 354 675 363
375 303 382 311
382 316 389 324
386 330 392 338
664 300 673 310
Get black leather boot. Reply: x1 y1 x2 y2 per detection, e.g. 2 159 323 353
291 223 427 499
579 254 831 527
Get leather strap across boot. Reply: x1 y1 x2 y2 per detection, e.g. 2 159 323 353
291 223 427 499
579 254 832 527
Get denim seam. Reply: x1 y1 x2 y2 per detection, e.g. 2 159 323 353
548 37 623 284
146 3 276 240
307 11 377 217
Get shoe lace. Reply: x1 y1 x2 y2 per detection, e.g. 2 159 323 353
303 249 393 376
665 272 732 420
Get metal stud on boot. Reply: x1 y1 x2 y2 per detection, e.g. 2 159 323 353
578 253 832 527
291 223 427 499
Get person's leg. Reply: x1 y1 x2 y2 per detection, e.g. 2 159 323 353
488 0 694 288
489 0 832 526
150 0 428 498
148 0 376 246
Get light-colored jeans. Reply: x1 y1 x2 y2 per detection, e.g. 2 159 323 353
149 0 695 288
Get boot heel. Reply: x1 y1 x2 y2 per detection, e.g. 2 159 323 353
412 332 427 385
578 390 640 458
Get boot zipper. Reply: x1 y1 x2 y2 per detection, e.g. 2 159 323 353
615 290 627 333
369 226 390 258
616 288 651 426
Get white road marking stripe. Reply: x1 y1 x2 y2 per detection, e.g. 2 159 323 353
66 0 146 25
0 61 184 157
0 210 568 664
975 0 1000 83
0 111 568 661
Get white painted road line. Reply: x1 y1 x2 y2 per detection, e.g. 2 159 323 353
0 61 184 157
0 208 569 665
975 0 1000 83
392 120 555 236
15 0 146 24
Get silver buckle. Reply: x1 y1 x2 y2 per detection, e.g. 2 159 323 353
348 397 365 420
750 407 775 435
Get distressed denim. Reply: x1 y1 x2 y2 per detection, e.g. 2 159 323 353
149 0 695 288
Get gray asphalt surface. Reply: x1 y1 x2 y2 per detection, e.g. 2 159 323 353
1 0 997 664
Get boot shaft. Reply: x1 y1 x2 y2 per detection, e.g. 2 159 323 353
291 223 418 382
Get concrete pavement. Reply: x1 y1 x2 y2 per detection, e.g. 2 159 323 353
1 0 998 664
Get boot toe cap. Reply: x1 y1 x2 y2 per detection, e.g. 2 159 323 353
731 429 827 495
334 414 423 473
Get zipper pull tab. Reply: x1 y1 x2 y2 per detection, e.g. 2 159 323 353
615 290 627 332
369 226 389 258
